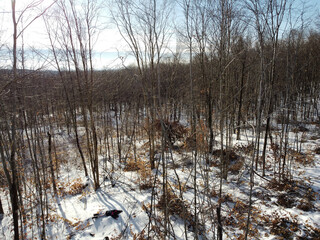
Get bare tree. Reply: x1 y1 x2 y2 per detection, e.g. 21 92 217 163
259 0 290 177
46 0 102 190
0 1 55 239
111 0 172 169
112 0 176 238
243 0 291 239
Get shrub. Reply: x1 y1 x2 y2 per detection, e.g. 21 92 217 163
277 193 295 208
157 188 196 229
124 157 140 171
314 147 320 154
57 178 86 196
289 149 315 165
297 199 313 211
228 158 244 174
235 143 254 155
267 177 295 191
270 212 299 239
136 158 153 190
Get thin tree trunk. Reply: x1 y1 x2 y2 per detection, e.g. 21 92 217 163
48 132 58 195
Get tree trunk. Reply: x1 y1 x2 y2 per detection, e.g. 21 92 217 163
48 132 58 195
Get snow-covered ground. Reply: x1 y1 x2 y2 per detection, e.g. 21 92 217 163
0 120 320 239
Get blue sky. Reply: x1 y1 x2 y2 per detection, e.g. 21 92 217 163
0 0 319 70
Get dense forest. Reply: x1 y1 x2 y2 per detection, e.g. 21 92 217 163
0 0 320 239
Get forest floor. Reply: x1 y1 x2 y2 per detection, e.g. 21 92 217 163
0 120 320 239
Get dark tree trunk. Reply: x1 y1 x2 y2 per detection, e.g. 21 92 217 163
48 132 58 195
